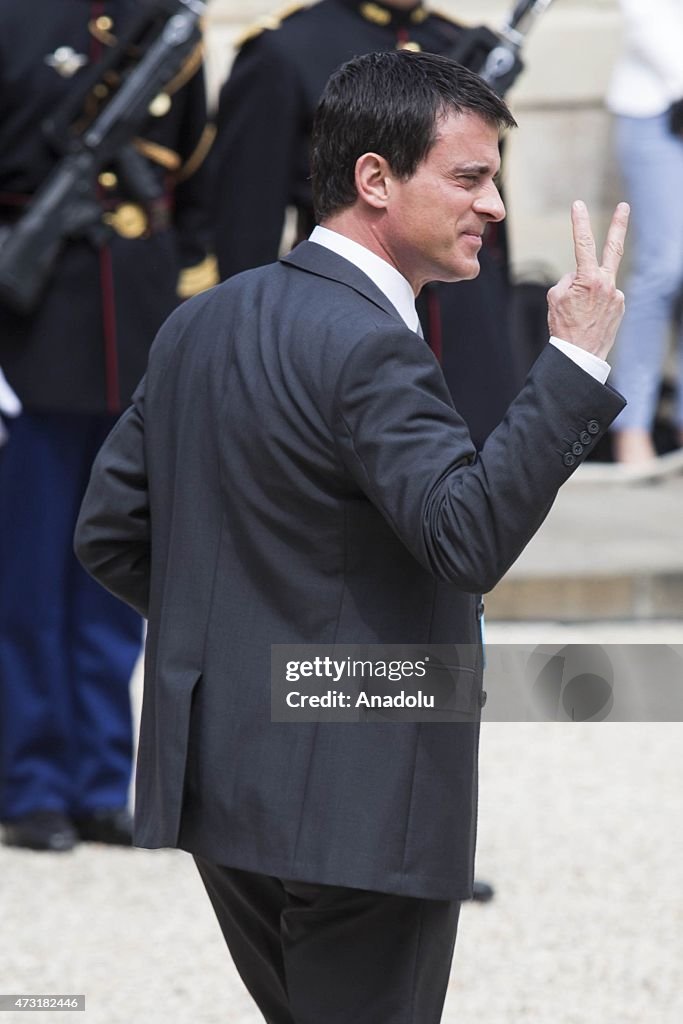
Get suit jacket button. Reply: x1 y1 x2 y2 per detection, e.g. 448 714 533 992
572 441 584 456
479 689 488 708
563 452 576 467
477 600 485 619
579 430 591 445
587 420 600 435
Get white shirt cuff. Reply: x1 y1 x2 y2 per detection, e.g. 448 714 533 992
549 337 610 385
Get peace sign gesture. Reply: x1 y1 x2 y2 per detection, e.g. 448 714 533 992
547 201 630 361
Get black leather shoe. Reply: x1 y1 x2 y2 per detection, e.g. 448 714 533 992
472 879 495 903
73 808 133 846
1 810 77 852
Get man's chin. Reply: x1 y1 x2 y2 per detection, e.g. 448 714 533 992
445 258 481 283
419 259 481 290
461 256 481 280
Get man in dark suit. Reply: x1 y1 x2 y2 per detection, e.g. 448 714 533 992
75 51 628 1024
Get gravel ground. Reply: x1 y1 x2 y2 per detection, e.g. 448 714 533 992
2 625 682 1024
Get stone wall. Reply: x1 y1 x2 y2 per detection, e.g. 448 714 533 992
203 0 623 279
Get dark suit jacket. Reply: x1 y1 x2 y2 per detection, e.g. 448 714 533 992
74 240 625 900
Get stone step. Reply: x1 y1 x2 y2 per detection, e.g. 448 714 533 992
487 474 683 621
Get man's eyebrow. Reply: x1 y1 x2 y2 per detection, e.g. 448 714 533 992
451 162 495 175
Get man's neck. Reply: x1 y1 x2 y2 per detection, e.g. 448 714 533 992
320 213 415 294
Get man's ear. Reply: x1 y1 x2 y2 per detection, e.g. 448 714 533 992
354 153 392 209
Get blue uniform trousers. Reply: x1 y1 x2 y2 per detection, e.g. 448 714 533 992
0 411 142 820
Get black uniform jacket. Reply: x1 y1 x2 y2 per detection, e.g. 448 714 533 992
212 0 520 447
0 0 215 415
75 241 625 900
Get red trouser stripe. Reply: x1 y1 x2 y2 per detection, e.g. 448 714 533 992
90 1 120 413
99 244 120 414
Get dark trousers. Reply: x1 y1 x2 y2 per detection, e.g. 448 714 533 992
0 411 142 819
194 857 461 1024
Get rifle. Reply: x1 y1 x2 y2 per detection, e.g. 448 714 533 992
448 0 556 98
0 0 206 314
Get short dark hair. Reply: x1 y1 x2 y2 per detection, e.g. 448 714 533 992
311 50 517 222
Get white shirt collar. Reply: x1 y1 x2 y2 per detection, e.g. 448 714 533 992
309 225 421 335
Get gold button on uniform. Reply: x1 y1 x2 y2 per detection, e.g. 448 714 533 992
95 16 113 32
149 93 172 118
103 203 148 239
397 40 422 52
98 171 118 189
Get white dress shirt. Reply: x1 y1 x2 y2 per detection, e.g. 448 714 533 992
607 0 683 117
310 225 421 333
309 225 610 384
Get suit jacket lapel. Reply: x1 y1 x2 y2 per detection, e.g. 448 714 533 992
281 241 407 328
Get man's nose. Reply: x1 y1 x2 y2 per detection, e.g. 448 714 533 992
474 183 505 223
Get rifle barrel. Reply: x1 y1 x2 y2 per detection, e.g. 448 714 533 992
84 9 199 151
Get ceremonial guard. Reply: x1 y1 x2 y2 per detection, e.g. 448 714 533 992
0 0 216 850
212 0 522 449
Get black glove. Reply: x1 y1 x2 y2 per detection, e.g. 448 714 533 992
447 25 525 98
669 98 683 137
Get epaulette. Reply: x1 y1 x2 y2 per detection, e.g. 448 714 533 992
234 2 312 50
177 255 219 298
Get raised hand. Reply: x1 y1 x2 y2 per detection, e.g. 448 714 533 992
547 200 629 361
